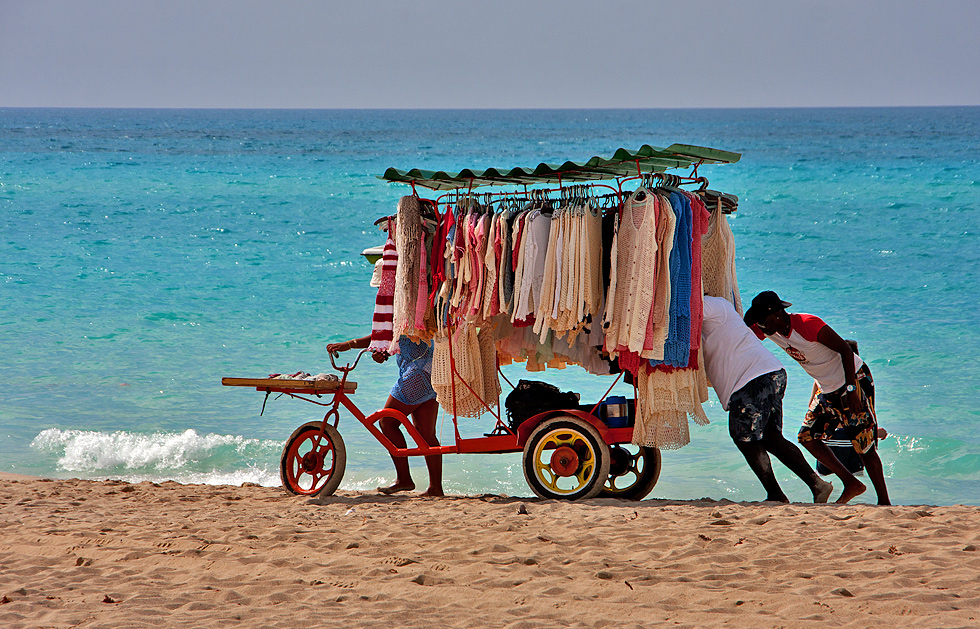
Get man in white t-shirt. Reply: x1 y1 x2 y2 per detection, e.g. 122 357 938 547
744 291 890 505
701 296 833 503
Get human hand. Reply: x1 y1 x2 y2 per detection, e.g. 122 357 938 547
847 389 862 414
326 341 351 355
372 351 389 364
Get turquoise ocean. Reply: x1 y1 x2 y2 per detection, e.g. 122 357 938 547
2 107 978 506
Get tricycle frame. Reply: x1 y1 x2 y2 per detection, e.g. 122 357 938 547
224 346 660 501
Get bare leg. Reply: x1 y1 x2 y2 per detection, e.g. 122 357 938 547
411 398 443 497
735 440 789 502
859 447 891 505
762 425 833 503
802 440 866 503
377 395 415 494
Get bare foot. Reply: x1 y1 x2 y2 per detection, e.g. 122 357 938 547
835 480 867 504
813 479 834 504
378 482 415 495
419 487 444 497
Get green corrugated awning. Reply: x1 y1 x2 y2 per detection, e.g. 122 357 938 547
379 143 741 190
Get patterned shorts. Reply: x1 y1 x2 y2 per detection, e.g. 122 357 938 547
728 369 787 443
798 366 876 454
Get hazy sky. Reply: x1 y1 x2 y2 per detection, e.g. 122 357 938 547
2 0 978 108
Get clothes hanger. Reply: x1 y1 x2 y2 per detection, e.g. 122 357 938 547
539 189 555 216
693 176 739 213
656 173 689 196
633 175 650 202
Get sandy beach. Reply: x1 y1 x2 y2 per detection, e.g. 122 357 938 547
1 477 978 628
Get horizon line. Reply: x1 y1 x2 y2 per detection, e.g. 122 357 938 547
2 104 979 112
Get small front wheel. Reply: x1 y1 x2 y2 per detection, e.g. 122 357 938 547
280 421 346 497
522 416 610 500
601 444 661 500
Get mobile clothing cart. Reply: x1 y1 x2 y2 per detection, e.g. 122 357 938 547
223 143 742 501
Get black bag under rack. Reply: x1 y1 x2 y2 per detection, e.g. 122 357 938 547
504 380 580 431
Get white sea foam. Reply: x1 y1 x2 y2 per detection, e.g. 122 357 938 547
30 428 283 487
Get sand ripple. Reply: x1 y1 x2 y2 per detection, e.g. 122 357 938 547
1 478 978 628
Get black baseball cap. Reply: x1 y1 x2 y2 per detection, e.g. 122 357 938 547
743 291 792 327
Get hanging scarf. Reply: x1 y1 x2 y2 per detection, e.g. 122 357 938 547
701 203 742 315
649 192 693 368
368 221 397 353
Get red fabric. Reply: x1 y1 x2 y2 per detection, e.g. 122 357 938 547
752 314 827 342
369 222 397 353
686 191 710 352
447 207 467 319
428 207 453 303
467 214 486 317
512 315 535 328
488 216 502 315
413 230 429 331
641 194 661 354
452 208 467 272
790 313 827 342
617 349 643 377
512 213 525 269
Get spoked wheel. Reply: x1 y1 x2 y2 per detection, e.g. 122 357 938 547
280 421 346 497
601 444 662 500
522 416 610 500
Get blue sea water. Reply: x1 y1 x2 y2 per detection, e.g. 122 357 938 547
2 107 978 506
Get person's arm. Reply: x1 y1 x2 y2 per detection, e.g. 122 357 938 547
816 324 862 411
326 334 371 355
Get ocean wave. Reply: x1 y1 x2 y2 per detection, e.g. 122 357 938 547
29 428 284 487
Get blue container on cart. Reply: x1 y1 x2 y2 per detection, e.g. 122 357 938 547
603 396 629 428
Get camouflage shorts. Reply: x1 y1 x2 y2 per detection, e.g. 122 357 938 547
728 369 787 443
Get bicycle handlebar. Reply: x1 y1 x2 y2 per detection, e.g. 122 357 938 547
328 347 372 374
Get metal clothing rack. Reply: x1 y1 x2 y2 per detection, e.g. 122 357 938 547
379 143 742 433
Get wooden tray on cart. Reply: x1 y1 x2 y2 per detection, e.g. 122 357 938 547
221 377 357 393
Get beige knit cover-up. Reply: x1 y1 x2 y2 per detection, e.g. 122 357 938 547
481 214 501 321
431 323 499 418
644 193 676 357
701 206 742 314
513 210 551 324
536 202 603 345
390 195 436 350
533 209 564 341
603 189 663 358
633 360 710 450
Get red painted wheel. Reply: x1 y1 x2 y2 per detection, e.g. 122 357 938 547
550 446 580 477
279 421 346 497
